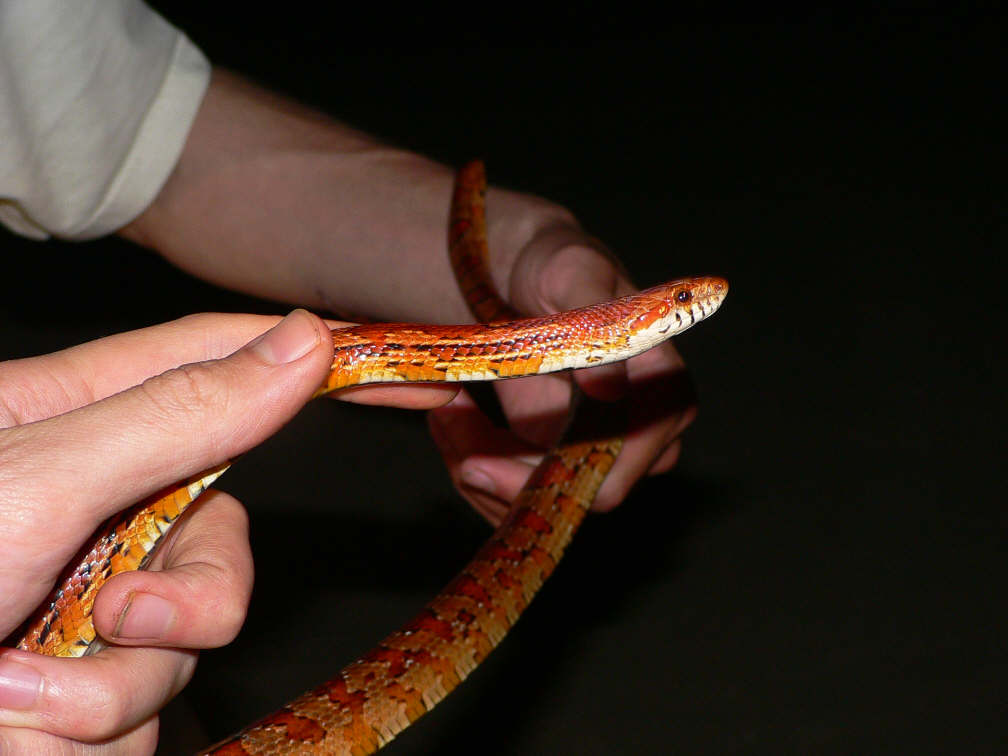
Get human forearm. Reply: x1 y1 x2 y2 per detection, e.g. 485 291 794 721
120 68 576 322
120 67 698 523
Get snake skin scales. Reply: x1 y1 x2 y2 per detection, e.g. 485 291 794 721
17 161 727 754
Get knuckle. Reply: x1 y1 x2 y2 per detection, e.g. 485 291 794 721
180 570 250 647
0 369 55 428
507 196 579 253
0 357 95 428
528 196 580 231
160 499 253 646
192 574 249 647
211 567 252 644
64 679 130 741
140 362 229 423
213 595 249 645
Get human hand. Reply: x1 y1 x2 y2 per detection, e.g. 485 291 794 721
112 70 691 528
0 311 454 753
428 226 697 526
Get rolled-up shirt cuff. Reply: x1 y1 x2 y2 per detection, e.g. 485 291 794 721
0 14 210 241
68 33 210 240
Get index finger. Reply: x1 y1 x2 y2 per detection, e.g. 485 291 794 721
0 313 457 427
0 313 284 425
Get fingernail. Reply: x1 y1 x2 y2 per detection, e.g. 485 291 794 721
0 657 41 710
461 465 496 496
114 593 176 640
247 309 319 365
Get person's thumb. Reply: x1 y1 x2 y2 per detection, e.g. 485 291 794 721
3 309 333 535
510 238 633 400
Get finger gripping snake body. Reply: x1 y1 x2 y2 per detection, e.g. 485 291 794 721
18 162 727 754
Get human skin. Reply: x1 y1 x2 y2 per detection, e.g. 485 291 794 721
0 312 456 753
121 69 697 525
0 68 695 753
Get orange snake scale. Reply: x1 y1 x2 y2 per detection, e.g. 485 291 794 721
17 161 727 754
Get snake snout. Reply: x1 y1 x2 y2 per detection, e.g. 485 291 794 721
697 276 729 307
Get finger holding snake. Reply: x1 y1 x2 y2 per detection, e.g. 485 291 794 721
430 226 697 524
0 491 246 752
0 312 454 751
116 71 696 524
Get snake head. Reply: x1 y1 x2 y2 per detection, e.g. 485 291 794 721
625 276 728 351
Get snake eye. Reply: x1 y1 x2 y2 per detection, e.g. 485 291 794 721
676 290 692 303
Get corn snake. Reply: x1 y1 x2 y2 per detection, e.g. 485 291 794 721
17 161 727 753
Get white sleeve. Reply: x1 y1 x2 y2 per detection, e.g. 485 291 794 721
0 0 210 240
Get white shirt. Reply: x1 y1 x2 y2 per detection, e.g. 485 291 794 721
0 0 209 240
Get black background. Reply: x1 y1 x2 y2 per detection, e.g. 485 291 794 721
2 8 1004 755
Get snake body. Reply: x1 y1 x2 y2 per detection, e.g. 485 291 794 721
18 162 727 753
317 281 722 392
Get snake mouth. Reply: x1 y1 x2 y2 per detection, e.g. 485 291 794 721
698 275 729 301
681 277 728 326
681 276 729 314
694 276 729 315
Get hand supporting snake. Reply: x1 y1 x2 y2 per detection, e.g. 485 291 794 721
18 162 727 754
